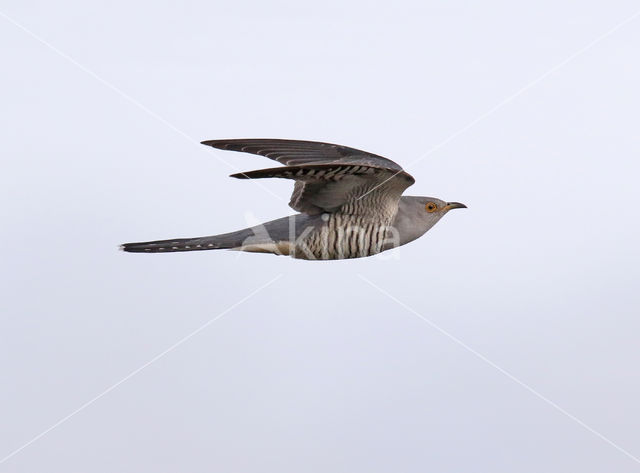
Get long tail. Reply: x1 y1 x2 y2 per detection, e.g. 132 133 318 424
120 227 260 254
120 215 314 254
120 236 228 253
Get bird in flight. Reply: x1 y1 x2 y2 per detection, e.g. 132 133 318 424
121 139 466 260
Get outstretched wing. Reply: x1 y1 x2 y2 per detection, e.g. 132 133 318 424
201 139 415 216
201 138 405 170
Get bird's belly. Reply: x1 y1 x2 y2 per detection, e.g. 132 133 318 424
292 215 392 260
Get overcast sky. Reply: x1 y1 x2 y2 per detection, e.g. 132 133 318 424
2 1 640 472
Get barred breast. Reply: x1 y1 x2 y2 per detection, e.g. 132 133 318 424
292 211 395 260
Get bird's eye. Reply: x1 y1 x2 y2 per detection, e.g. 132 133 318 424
425 202 438 213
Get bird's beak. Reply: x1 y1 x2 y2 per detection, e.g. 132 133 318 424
445 202 467 211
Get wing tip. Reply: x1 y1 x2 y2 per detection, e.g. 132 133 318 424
201 139 248 151
229 172 249 179
201 139 221 147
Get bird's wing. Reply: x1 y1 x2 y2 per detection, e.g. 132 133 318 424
202 139 415 215
201 138 405 170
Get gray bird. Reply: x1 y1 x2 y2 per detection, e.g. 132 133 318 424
121 139 466 260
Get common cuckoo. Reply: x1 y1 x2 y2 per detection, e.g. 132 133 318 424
121 139 466 260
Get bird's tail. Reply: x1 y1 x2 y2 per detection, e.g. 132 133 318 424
120 214 316 255
120 227 258 254
120 236 228 253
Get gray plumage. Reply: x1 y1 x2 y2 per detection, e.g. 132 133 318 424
121 139 466 260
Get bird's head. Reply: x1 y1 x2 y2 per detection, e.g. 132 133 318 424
404 196 466 222
390 196 467 246
421 197 467 218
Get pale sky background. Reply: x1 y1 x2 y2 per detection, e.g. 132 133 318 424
1 1 640 472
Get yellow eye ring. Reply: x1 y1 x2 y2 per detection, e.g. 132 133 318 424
425 202 438 213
